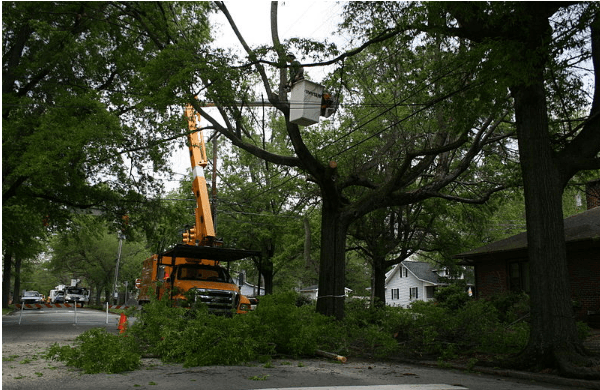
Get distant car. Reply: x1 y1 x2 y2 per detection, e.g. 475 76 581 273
20 291 43 305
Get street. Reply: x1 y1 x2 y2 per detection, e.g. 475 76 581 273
2 308 593 390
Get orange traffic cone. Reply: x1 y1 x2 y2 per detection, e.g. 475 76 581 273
117 312 128 334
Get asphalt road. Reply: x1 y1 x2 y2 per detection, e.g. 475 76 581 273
2 308 592 390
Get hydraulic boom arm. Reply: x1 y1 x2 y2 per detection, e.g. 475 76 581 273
184 104 216 246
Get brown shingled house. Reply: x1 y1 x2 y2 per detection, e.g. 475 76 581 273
455 181 600 326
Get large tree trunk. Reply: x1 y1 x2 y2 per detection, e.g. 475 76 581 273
255 239 275 295
262 270 274 295
303 216 312 267
511 75 589 376
2 250 13 307
104 288 111 304
95 286 102 306
316 196 348 320
13 254 22 303
371 256 387 308
261 257 274 295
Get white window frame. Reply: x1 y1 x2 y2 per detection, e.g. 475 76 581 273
409 287 418 300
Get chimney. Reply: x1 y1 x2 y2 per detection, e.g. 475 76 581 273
586 179 600 210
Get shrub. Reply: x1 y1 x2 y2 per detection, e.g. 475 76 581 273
131 291 340 364
435 281 472 311
577 321 591 342
400 301 452 356
341 299 403 358
250 291 337 357
487 291 530 323
43 291 535 373
129 297 190 356
155 312 270 366
391 298 529 359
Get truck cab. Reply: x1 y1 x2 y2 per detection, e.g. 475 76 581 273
138 245 258 314
63 286 90 307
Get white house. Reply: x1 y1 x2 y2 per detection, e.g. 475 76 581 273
298 285 353 301
240 281 265 297
232 275 265 297
385 261 447 308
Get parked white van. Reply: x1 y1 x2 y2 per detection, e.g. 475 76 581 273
63 286 90 306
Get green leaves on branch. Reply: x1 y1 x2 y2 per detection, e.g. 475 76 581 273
45 328 140 374
44 290 538 373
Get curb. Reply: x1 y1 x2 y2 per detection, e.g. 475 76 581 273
405 359 600 390
15 303 82 309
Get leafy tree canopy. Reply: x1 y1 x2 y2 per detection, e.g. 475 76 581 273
3 2 212 246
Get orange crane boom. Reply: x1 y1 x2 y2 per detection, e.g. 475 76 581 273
184 104 216 246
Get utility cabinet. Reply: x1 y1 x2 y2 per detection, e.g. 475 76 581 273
289 80 324 126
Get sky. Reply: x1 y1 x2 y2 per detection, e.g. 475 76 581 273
214 1 346 50
163 1 347 190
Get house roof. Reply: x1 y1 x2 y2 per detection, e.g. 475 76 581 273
404 261 440 284
455 207 600 261
386 261 440 285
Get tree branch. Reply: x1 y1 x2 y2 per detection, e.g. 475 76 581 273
214 2 280 106
556 12 600 182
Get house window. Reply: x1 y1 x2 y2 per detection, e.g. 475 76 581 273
509 261 530 293
391 288 399 300
404 268 408 277
425 286 436 299
409 287 418 300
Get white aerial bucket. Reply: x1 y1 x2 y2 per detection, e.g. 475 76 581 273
289 80 324 126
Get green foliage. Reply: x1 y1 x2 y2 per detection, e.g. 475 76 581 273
45 292 535 373
130 291 195 352
214 130 318 294
2 2 212 304
340 299 403 358
250 292 336 357
486 291 530 324
576 321 591 343
44 328 140 374
154 312 267 367
129 291 334 365
48 215 151 301
395 296 529 358
434 281 472 311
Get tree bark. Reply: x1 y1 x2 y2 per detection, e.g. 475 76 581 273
2 250 13 307
260 240 275 295
512 79 584 370
440 3 600 377
95 286 102 306
316 195 349 320
13 254 22 303
262 269 274 295
371 256 387 308
303 216 312 268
